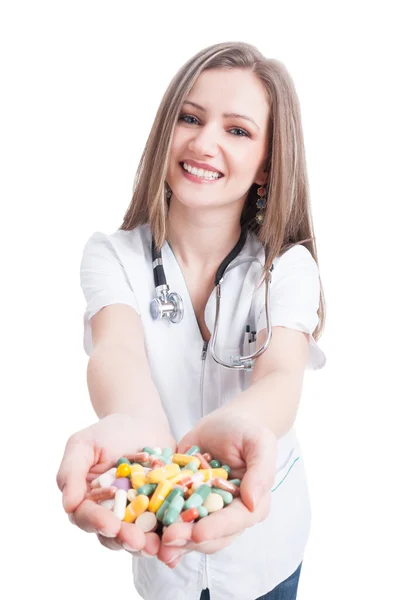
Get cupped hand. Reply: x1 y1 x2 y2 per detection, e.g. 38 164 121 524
157 407 277 568
56 413 177 557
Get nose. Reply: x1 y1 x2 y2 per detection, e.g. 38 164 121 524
187 123 219 156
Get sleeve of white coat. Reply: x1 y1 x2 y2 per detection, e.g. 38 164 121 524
255 244 326 370
80 232 140 356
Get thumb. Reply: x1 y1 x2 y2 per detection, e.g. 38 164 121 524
240 430 276 512
56 437 95 513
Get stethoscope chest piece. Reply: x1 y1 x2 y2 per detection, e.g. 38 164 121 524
150 288 184 323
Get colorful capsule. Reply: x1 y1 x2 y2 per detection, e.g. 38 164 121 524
97 467 117 488
184 483 211 509
85 486 117 502
198 467 228 482
168 469 194 484
172 454 200 468
193 453 211 469
137 483 157 496
185 445 201 456
212 477 240 497
148 479 173 513
124 494 149 523
163 494 185 526
180 507 200 522
146 463 180 483
209 459 221 468
113 489 128 520
130 464 147 489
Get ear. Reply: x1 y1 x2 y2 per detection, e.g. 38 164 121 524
254 163 269 186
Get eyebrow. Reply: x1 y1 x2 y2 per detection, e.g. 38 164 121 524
182 100 260 131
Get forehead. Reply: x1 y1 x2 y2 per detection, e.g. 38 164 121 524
185 68 270 126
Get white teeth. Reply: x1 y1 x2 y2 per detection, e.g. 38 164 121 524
182 162 222 180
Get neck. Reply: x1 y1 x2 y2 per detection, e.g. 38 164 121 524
166 200 243 271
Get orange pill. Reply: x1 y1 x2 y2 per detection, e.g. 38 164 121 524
85 486 117 502
193 453 211 469
181 507 199 522
202 452 212 462
212 477 240 497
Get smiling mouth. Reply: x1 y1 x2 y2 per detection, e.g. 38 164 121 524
179 162 224 180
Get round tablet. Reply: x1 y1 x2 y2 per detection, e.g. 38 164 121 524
203 492 224 513
135 511 158 533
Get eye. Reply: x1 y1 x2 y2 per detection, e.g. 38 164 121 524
178 113 200 125
229 127 250 137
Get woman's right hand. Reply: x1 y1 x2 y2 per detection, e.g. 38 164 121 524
56 413 177 556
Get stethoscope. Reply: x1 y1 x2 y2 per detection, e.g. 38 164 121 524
149 229 274 371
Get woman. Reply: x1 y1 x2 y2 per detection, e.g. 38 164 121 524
57 41 326 600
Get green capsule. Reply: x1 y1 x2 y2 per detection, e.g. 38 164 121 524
182 460 198 472
185 445 201 455
229 479 241 487
211 488 233 505
196 484 212 500
162 448 174 458
167 487 184 503
142 446 157 455
209 459 221 468
156 499 170 521
137 483 157 496
115 457 131 467
184 484 211 509
221 464 231 475
163 495 185 526
197 505 209 518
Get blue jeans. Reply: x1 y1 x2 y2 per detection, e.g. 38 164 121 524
199 562 302 600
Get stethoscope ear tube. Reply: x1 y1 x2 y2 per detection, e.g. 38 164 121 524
210 264 273 371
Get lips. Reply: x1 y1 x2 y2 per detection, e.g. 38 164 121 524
180 161 224 176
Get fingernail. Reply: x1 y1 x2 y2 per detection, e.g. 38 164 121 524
141 551 156 558
98 529 117 538
165 551 184 565
122 543 142 555
163 539 188 547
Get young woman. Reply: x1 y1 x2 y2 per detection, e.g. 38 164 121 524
57 41 326 600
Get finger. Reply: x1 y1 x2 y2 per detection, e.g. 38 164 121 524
161 522 194 547
74 498 122 537
240 430 277 512
56 436 95 513
191 494 271 542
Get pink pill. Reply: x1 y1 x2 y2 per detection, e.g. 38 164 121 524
112 477 131 491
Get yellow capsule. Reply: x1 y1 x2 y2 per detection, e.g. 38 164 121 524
124 494 149 523
148 479 173 513
116 463 131 478
147 463 180 484
199 467 228 482
172 453 201 467
168 469 194 485
130 464 146 489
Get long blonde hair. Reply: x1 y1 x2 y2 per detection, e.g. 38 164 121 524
120 41 325 340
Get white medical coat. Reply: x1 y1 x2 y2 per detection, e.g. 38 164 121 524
80 223 326 600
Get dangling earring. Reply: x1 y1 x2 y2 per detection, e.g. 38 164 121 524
255 183 268 224
165 181 172 201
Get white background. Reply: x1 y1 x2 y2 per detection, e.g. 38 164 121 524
1 1 397 598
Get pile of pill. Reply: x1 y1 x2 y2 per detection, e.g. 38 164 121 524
86 445 241 534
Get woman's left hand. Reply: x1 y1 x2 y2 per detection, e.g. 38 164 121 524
157 405 277 568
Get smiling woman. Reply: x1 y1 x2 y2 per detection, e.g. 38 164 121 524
57 40 326 600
